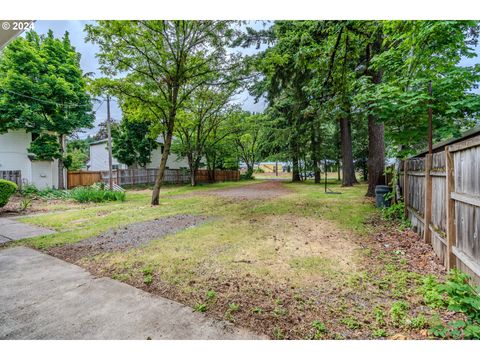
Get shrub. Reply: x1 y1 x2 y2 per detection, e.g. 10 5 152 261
0 179 17 207
70 186 126 203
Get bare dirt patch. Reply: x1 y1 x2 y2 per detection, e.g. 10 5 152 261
48 214 208 262
239 214 360 283
205 180 291 200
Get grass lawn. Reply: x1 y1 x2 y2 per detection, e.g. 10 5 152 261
9 179 452 339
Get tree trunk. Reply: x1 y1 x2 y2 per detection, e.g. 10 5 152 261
365 28 385 197
58 134 65 189
366 115 385 197
311 129 321 184
340 117 357 186
290 132 301 182
151 129 174 205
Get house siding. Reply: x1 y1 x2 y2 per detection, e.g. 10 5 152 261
0 129 63 189
88 142 126 171
0 129 32 186
89 141 190 170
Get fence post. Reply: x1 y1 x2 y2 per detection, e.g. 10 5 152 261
403 159 409 219
424 154 433 244
445 147 456 270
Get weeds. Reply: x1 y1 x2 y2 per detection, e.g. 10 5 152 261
390 301 409 325
142 266 153 285
420 270 480 339
225 303 240 322
193 303 208 313
311 320 327 339
372 328 387 338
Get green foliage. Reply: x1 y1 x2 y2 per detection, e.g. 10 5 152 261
405 315 427 330
0 30 94 137
311 320 327 339
251 306 263 314
193 303 208 313
64 148 88 171
0 179 17 207
28 134 62 160
70 186 126 203
18 183 125 203
372 328 387 338
112 116 158 168
18 196 33 212
20 185 70 200
389 300 409 325
206 290 217 300
421 270 480 339
85 21 240 201
341 317 361 330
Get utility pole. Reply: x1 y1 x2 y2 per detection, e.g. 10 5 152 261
428 81 433 155
106 95 113 190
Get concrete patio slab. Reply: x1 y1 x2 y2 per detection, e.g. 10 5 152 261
0 218 55 242
0 247 262 340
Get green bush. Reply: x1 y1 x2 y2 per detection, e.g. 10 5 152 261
70 186 126 203
0 179 18 207
421 270 480 339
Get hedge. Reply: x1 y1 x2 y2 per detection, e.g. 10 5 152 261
0 179 18 207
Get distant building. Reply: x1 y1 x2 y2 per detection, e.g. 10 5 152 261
87 137 190 171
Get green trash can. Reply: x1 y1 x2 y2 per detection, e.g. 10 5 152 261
375 185 392 208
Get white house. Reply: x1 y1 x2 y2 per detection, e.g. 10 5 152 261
0 129 66 189
87 137 190 171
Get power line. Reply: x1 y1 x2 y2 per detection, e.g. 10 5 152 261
0 88 94 109
93 100 105 113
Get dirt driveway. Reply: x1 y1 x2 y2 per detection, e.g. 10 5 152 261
204 180 291 200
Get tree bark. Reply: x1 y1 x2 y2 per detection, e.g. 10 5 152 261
311 128 321 184
189 163 196 186
151 128 174 205
58 134 65 190
340 117 358 186
366 115 385 196
290 130 301 182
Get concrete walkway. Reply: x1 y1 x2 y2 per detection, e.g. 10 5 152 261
0 247 261 340
0 218 55 244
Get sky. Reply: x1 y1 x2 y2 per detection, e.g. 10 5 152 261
32 20 268 138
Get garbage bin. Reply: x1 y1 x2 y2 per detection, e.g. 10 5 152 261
375 185 392 208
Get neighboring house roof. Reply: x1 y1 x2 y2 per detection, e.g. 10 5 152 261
89 135 173 147
413 125 480 158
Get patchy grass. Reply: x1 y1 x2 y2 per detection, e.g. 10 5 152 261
9 179 455 339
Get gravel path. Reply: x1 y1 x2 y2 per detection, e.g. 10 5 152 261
48 214 207 262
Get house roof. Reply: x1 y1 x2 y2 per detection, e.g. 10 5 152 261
89 135 172 147
412 125 480 158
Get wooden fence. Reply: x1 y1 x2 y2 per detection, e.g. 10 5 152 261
67 171 102 189
195 169 240 183
0 170 22 188
400 134 480 283
100 168 239 187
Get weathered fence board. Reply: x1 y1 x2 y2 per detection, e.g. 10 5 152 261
402 134 480 284
0 170 22 188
